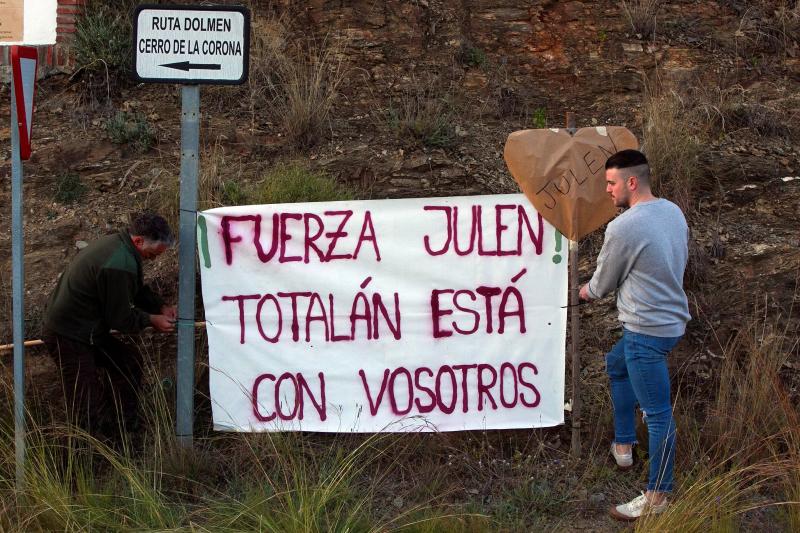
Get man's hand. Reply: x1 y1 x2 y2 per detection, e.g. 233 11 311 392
150 314 175 332
161 305 177 321
579 284 592 302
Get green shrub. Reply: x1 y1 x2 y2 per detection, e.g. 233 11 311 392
458 42 487 68
253 164 353 204
531 107 548 129
106 112 156 153
73 1 133 73
54 172 87 204
221 180 247 206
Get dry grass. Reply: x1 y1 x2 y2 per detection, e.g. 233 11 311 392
706 299 797 461
385 82 459 149
152 138 245 231
635 295 800 531
204 5 288 127
641 83 702 214
733 1 800 57
620 0 660 38
689 81 797 140
203 7 346 150
269 37 347 149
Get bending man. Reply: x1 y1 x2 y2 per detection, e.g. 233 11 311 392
579 149 691 521
42 212 176 438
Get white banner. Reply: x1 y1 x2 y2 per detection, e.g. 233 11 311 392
198 194 568 432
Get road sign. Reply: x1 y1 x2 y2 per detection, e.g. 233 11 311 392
10 46 38 160
133 4 250 85
0 0 56 45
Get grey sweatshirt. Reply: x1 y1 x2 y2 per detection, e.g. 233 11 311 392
588 198 691 337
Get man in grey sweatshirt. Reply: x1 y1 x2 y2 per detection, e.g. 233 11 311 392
579 149 690 521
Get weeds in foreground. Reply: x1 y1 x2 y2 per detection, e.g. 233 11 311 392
54 172 87 205
0 353 477 532
2 296 798 530
635 460 778 532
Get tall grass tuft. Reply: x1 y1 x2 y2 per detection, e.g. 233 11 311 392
635 461 777 532
620 0 659 38
641 82 702 214
707 299 799 462
270 38 346 149
386 85 458 149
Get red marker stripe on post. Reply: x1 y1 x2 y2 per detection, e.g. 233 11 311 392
10 46 38 161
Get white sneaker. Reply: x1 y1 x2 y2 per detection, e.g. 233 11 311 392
609 492 669 521
610 442 633 469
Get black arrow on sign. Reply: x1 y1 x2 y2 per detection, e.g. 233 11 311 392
161 61 222 72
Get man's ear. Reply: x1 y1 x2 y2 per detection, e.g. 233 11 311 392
627 175 638 191
131 235 145 250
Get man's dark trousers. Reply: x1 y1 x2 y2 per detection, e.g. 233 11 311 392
43 332 143 439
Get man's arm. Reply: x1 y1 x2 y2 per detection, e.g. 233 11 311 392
134 284 165 314
99 268 153 333
135 284 175 322
99 269 175 333
580 227 633 301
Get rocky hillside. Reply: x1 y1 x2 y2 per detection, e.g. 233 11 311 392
1 0 799 460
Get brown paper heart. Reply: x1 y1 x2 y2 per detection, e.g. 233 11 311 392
503 127 638 241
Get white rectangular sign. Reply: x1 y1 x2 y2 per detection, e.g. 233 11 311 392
0 0 56 45
198 194 568 432
133 5 249 84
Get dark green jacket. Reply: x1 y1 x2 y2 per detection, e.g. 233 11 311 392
43 230 164 344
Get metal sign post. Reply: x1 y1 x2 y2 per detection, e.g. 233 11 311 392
133 5 250 448
9 44 39 488
10 66 26 489
176 85 199 446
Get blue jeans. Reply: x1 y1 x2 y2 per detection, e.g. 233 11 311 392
606 328 681 492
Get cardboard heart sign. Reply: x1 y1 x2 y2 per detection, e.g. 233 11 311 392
503 127 638 241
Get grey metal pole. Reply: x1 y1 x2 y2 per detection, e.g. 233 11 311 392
10 66 27 487
176 85 200 447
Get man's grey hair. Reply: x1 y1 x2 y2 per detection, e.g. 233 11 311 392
129 212 175 246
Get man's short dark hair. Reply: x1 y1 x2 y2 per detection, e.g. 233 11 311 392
605 149 649 170
605 149 651 186
129 212 174 246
